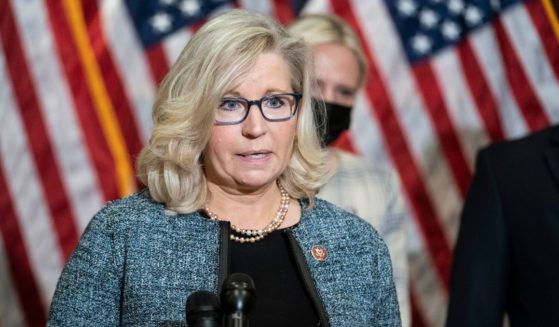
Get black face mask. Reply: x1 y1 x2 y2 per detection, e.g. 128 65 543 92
313 99 352 146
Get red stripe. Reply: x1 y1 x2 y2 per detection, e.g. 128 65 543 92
493 18 550 131
412 62 472 197
329 1 452 288
146 43 170 86
0 0 79 259
0 165 46 327
81 0 143 184
44 0 120 202
333 131 359 154
525 0 559 82
458 41 506 142
410 284 428 327
272 0 296 25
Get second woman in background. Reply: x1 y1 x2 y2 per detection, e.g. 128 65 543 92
288 14 410 327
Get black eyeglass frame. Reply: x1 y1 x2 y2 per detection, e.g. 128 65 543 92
214 93 302 126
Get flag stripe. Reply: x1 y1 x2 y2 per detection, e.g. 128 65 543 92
0 40 60 325
162 29 193 65
0 16 66 310
99 0 155 142
11 0 104 230
332 0 453 286
45 0 120 202
146 44 171 85
458 41 506 142
1 49 69 326
61 0 136 196
82 0 144 167
407 216 449 327
272 0 296 24
529 0 559 82
350 93 392 168
0 0 79 259
493 18 550 130
504 4 559 122
431 49 488 172
412 62 473 197
349 1 464 244
0 239 26 327
410 286 427 327
0 166 46 327
331 132 359 154
469 26 529 139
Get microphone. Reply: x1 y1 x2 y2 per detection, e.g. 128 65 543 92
186 290 222 327
220 273 256 327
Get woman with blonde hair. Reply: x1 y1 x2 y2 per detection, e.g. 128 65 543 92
47 10 400 326
288 14 410 327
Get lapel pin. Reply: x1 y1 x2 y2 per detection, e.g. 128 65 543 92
311 245 328 261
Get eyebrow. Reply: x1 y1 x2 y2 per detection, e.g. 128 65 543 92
224 89 292 97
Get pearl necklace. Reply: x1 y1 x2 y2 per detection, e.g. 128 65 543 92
204 183 290 243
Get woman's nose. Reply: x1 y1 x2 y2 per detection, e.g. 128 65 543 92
241 104 267 138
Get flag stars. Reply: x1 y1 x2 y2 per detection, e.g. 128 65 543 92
441 20 460 40
411 33 432 55
179 0 201 17
490 0 501 10
150 12 172 33
464 6 483 26
160 0 176 5
397 0 417 17
419 9 439 29
448 0 465 14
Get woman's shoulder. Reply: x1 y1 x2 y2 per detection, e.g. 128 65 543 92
301 198 384 244
334 150 400 188
97 190 161 217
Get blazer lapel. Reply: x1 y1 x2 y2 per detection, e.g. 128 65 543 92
545 126 559 191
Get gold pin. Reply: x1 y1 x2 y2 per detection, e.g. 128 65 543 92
311 245 328 261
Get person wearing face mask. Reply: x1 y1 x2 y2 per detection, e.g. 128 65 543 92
46 10 401 327
288 14 410 327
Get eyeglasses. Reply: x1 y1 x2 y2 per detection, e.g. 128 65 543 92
215 93 301 125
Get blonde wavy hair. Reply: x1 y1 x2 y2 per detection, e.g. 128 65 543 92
136 9 330 213
287 14 368 87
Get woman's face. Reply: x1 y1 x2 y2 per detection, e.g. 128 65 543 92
203 52 298 192
312 42 361 107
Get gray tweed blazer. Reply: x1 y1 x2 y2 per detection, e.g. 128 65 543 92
47 191 400 326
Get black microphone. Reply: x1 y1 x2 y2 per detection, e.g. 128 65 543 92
220 273 256 327
186 290 222 327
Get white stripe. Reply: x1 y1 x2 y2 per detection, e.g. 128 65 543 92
12 0 103 232
469 26 528 138
0 49 63 307
0 238 26 327
100 0 156 142
237 0 274 16
432 48 490 171
351 92 392 170
408 218 448 327
301 0 331 14
351 0 462 245
162 28 192 65
502 4 559 122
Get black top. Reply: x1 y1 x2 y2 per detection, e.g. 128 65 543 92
229 228 319 326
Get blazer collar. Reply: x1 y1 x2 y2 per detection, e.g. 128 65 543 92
545 126 559 190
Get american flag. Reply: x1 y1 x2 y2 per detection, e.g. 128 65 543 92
1 0 557 326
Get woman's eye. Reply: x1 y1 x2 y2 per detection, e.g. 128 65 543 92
338 87 356 98
220 99 242 111
264 96 284 108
